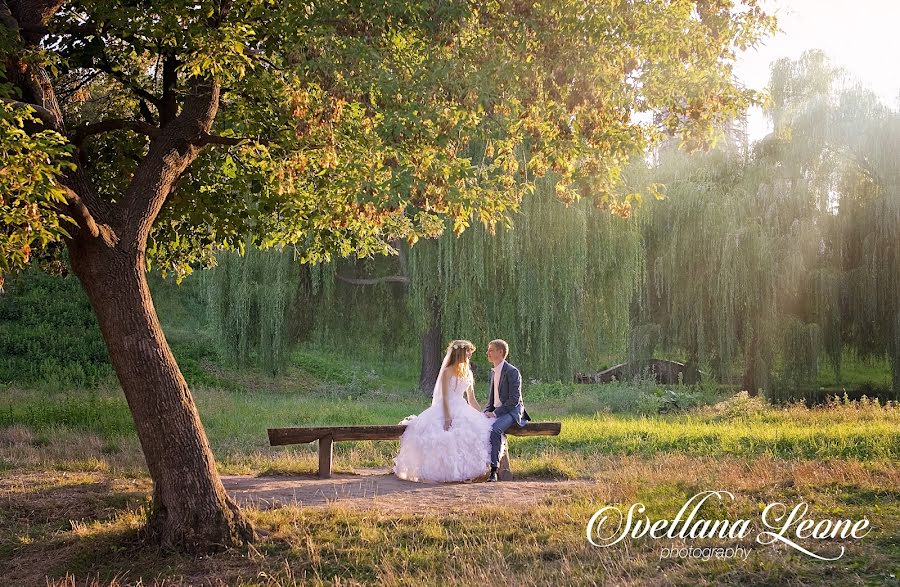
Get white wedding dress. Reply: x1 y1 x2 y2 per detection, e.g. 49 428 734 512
393 370 492 482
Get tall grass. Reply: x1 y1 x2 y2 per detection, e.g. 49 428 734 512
0 390 134 437
2 382 896 476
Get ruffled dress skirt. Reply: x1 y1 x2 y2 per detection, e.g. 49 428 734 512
393 398 492 483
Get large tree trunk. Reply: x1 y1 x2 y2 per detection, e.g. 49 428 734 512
418 295 443 394
5 0 255 554
68 238 255 553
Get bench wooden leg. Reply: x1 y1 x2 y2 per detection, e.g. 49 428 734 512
498 438 513 481
318 435 333 479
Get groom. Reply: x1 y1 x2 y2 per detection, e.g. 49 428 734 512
483 339 531 482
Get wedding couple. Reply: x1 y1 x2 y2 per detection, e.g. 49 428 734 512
393 339 531 483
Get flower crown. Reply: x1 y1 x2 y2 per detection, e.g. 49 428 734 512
451 342 471 351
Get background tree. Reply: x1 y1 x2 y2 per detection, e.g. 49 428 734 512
1 0 774 552
406 177 641 384
205 242 298 375
632 51 899 399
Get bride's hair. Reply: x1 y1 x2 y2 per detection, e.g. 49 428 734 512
446 339 475 378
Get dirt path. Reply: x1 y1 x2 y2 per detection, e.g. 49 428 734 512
0 470 590 520
222 468 591 513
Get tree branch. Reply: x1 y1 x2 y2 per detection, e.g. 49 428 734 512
336 274 410 286
69 118 160 145
193 132 267 147
95 44 161 107
17 23 99 37
118 76 221 247
61 186 100 238
59 174 118 247
160 53 179 126
138 99 157 125
55 69 103 104
0 97 60 129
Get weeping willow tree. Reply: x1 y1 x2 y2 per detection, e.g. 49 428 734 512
204 243 299 375
635 52 846 398
632 138 785 393
255 173 641 386
761 52 900 398
407 175 641 385
826 87 900 396
634 50 899 400
294 251 420 363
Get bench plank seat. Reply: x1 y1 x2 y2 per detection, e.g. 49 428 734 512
268 422 561 445
267 422 561 479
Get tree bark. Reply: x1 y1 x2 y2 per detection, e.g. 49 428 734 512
418 295 443 394
892 350 899 399
683 343 700 385
742 332 768 398
67 237 256 553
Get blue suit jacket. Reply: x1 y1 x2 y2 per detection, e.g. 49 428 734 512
483 361 531 427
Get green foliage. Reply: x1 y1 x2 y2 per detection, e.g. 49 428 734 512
3 0 776 282
204 244 298 374
0 264 238 391
406 178 642 381
272 176 640 381
0 104 76 283
0 391 134 437
291 261 420 364
292 350 354 385
0 267 111 388
634 141 770 385
529 376 726 416
633 51 900 400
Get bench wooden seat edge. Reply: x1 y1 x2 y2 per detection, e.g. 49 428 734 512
267 422 562 479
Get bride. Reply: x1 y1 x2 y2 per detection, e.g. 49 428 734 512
393 340 491 482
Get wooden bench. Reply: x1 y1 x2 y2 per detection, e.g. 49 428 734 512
267 422 562 481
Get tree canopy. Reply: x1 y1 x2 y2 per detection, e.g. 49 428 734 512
3 0 774 281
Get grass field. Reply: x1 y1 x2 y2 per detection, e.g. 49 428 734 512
0 348 898 586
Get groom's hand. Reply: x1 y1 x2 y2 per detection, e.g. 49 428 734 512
485 412 496 419
443 418 452 431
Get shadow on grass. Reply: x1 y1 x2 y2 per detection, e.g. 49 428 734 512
0 478 160 585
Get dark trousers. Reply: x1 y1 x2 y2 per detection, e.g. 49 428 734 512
489 412 517 467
